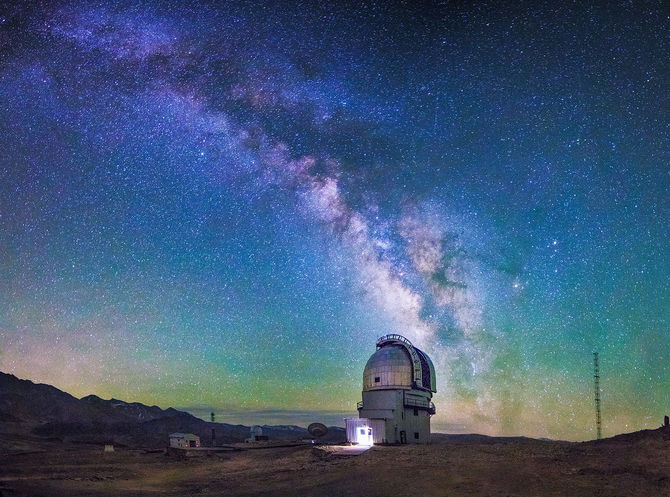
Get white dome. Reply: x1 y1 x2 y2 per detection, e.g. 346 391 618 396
363 344 413 390
362 335 437 393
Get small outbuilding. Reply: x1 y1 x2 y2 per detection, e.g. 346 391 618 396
345 417 385 446
245 425 269 442
169 433 200 448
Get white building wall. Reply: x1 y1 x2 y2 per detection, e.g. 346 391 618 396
346 418 387 444
345 418 364 442
369 419 386 444
401 406 431 443
358 387 432 444
169 435 200 448
169 437 187 448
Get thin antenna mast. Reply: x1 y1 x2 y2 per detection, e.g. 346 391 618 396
593 352 602 440
211 412 216 447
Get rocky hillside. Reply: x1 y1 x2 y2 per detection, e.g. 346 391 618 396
0 372 344 448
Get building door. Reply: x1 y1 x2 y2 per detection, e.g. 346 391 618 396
357 426 373 446
400 430 407 444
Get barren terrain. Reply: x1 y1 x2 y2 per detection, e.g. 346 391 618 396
3 430 670 497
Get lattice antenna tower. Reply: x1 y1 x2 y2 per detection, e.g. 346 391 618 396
593 352 602 440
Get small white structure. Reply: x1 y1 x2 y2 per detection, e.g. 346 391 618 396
345 417 381 446
103 444 114 452
245 425 268 442
169 432 200 448
347 334 437 445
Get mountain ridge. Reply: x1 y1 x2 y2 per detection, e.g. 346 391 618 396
0 372 344 447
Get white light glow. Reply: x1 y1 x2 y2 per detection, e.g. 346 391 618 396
356 426 373 446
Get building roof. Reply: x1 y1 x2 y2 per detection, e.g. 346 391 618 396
169 433 199 440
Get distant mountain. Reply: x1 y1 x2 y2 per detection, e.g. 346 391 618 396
430 433 550 445
0 372 344 448
79 394 187 422
0 371 93 425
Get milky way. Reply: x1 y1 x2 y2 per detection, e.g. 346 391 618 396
0 0 667 440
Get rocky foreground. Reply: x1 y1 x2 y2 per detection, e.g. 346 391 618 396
3 372 670 496
2 429 670 497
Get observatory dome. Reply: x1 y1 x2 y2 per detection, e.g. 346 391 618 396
362 335 437 392
363 345 413 390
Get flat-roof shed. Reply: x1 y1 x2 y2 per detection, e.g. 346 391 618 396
169 433 200 448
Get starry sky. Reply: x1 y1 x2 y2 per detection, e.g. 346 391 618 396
0 0 667 441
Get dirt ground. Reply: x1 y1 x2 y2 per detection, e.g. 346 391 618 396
2 432 670 497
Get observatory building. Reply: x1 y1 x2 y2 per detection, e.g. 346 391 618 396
346 334 436 445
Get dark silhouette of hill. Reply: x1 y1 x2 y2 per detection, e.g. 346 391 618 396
580 426 670 445
0 371 93 425
430 433 554 445
0 372 344 448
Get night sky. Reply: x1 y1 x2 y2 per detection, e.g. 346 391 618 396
0 0 667 441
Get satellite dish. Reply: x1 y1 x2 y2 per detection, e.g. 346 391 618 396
307 423 329 438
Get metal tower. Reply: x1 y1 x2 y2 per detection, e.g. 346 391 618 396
211 412 216 446
593 352 601 440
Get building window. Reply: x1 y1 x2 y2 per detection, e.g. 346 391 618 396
360 428 365 435
374 377 380 383
414 432 419 439
414 408 418 416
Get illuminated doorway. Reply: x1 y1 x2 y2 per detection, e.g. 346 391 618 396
356 426 373 446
